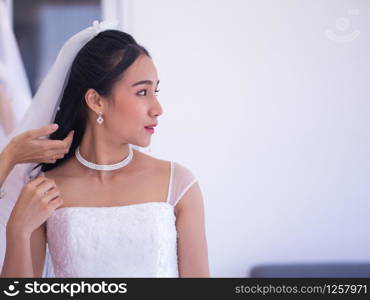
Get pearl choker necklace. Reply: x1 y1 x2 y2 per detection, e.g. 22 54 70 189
75 145 134 171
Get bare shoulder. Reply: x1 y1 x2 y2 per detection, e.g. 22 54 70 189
132 149 171 174
133 150 172 200
139 156 200 212
43 157 78 180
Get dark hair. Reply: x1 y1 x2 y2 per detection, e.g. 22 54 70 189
39 30 150 172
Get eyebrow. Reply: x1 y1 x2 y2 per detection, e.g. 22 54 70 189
131 80 160 87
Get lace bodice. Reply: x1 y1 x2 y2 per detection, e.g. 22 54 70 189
44 161 197 277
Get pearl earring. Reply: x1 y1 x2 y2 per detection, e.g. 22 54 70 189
96 112 104 124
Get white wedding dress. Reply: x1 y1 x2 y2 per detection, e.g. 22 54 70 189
43 161 197 278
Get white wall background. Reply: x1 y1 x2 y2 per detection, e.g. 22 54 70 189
120 0 369 277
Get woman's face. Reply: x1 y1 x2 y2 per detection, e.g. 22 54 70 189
102 54 162 147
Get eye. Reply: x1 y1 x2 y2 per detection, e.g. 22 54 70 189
137 89 147 96
136 89 160 96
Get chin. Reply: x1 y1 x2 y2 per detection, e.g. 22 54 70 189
132 139 151 148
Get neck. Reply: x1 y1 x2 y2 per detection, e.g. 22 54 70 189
77 125 133 179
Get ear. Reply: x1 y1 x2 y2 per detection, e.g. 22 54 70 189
85 88 105 115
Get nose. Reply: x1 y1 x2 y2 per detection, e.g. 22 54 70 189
150 96 163 118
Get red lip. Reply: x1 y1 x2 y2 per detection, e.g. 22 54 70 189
145 127 155 134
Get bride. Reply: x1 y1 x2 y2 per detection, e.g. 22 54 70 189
0 21 209 277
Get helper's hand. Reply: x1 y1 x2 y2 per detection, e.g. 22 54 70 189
6 176 63 238
2 124 74 166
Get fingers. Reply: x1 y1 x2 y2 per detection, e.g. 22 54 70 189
39 130 74 152
28 124 59 139
45 158 57 164
44 151 66 164
35 179 56 195
63 130 74 149
43 148 70 164
28 176 48 187
48 196 64 210
31 178 63 208
31 130 74 164
43 187 60 202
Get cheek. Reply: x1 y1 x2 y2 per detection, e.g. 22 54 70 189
110 102 144 124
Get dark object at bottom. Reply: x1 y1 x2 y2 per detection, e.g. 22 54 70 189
249 263 370 277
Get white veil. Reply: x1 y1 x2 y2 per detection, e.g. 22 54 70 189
0 0 32 146
0 20 123 275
